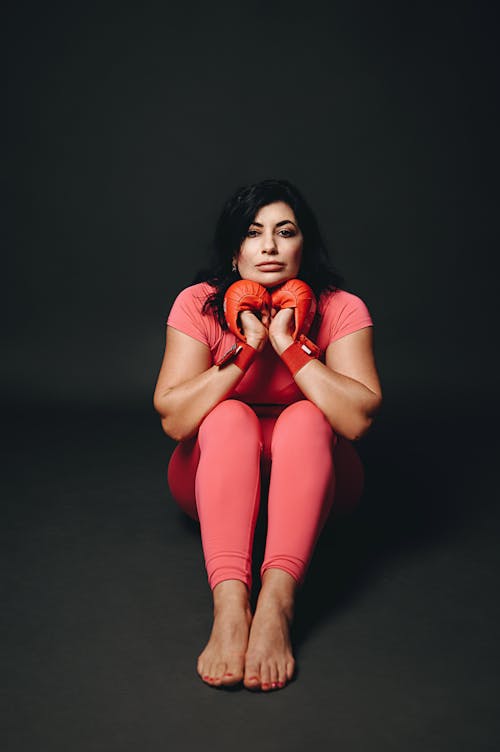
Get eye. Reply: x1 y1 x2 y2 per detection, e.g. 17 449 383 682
278 228 295 237
246 229 259 237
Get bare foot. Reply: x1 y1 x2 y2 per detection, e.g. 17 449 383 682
197 580 252 687
244 569 296 691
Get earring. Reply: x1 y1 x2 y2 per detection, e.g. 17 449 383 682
231 260 237 273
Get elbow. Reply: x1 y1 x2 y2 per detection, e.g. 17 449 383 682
349 416 374 441
152 391 183 442
161 419 180 442
343 416 372 442
156 410 197 443
153 388 176 430
160 417 195 443
153 390 198 442
152 388 167 418
344 394 383 442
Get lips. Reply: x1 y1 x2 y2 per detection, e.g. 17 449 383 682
257 262 284 271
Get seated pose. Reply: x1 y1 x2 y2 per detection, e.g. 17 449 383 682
153 178 382 692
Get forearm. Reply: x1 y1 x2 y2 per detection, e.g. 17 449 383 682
294 359 382 440
154 362 247 442
270 327 381 440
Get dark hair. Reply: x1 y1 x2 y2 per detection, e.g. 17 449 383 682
193 178 344 328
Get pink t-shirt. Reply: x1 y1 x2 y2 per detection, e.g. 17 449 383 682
167 282 373 407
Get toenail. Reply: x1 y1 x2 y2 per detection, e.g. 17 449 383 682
271 682 278 688
224 672 234 677
278 681 285 688
261 683 270 689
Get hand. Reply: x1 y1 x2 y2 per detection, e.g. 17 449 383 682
268 279 317 356
268 307 295 355
240 308 270 352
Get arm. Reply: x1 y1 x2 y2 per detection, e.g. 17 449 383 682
268 311 382 441
153 312 268 442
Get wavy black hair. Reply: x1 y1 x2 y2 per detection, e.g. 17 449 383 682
193 178 344 329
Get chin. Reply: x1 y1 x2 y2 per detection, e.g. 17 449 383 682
260 273 295 289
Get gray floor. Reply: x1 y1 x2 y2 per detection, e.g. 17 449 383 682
2 395 500 751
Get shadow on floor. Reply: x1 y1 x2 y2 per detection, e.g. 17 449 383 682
4 394 498 661
288 394 500 649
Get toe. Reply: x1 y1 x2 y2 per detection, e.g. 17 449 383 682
220 671 237 686
203 660 218 686
197 658 210 685
269 664 280 690
220 659 243 686
276 664 287 688
270 664 279 683
260 663 272 691
211 662 225 686
244 659 261 690
201 670 213 685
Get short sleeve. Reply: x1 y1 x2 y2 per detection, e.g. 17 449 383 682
166 284 211 346
318 289 374 347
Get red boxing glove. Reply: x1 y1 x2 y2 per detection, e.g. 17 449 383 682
271 279 317 339
223 280 272 342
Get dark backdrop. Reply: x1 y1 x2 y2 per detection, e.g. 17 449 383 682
3 2 500 751
5 0 498 410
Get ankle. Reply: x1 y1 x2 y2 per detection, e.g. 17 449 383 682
258 570 297 617
212 579 251 611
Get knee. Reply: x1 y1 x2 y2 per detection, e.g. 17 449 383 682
275 400 332 432
198 399 261 444
272 400 336 452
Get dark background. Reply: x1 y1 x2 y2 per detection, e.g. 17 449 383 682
3 1 499 751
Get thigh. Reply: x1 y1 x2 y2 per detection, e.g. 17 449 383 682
264 401 363 517
167 400 264 521
167 438 200 520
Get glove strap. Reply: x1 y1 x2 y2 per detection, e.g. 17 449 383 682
280 334 320 377
216 342 257 372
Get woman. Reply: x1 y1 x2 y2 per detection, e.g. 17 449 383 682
153 178 382 692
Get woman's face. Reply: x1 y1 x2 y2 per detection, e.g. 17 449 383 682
234 201 303 288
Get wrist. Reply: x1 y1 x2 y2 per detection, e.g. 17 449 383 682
270 333 294 356
216 341 258 372
280 335 320 377
245 334 268 352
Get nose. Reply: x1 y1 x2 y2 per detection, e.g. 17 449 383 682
261 231 278 254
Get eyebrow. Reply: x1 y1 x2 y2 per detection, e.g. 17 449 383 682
249 219 298 228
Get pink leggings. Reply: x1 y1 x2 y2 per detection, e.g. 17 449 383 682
167 399 364 591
